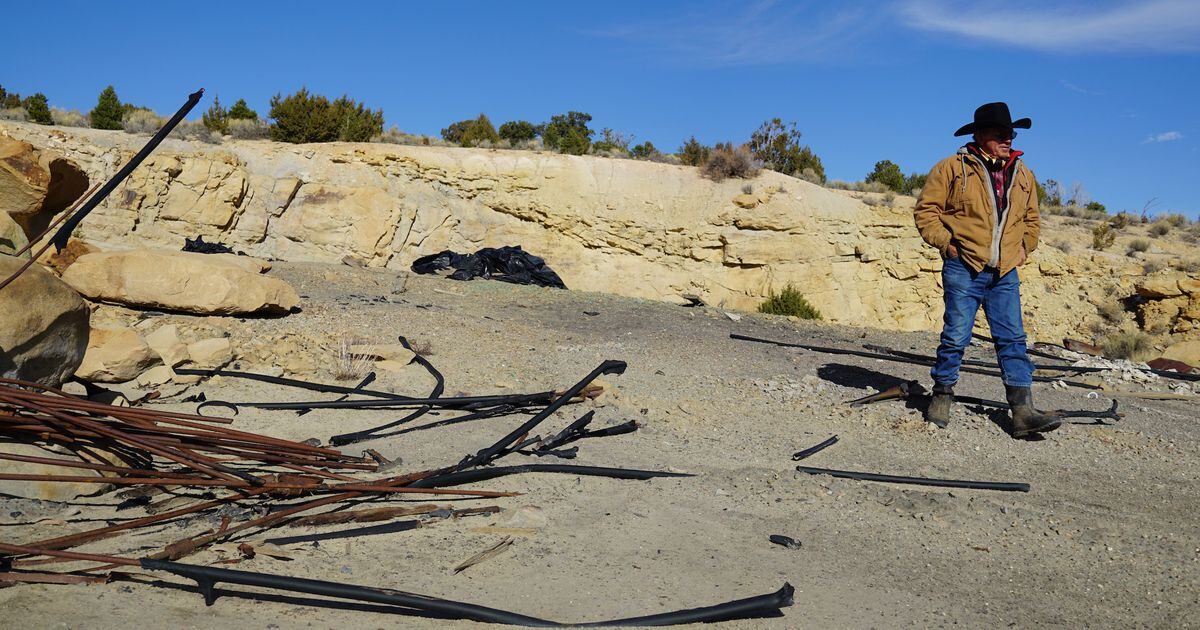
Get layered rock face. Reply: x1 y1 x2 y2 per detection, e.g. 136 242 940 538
0 122 1161 342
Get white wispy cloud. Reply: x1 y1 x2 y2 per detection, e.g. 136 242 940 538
900 0 1200 53
593 1 883 67
1059 79 1099 95
1143 131 1184 144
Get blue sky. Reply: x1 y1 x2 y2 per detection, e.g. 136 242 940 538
3 0 1197 216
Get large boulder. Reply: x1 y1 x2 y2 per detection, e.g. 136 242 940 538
61 249 301 315
0 255 90 386
0 211 28 258
0 139 89 239
75 326 160 383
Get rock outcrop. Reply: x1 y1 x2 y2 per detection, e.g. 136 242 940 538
61 249 300 315
0 138 89 239
0 254 90 386
0 121 1182 343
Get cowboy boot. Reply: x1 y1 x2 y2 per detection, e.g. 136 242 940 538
1005 385 1062 438
925 384 954 428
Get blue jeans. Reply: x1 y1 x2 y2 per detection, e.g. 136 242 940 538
931 256 1034 388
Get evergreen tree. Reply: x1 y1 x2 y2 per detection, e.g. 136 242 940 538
269 88 339 143
227 98 258 120
542 111 593 155
202 95 229 134
865 160 905 192
0 85 23 109
498 120 537 144
678 136 711 166
457 114 500 147
748 118 825 183
90 86 124 130
332 96 384 142
23 93 52 125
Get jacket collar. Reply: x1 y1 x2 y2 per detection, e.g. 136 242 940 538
960 144 1023 171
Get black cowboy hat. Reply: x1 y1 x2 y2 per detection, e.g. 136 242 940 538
954 102 1032 137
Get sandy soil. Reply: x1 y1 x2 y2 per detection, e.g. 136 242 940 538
2 261 1197 628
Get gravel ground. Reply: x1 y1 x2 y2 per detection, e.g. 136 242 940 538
2 261 1197 628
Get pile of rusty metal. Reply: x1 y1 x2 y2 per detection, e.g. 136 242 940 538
0 358 793 625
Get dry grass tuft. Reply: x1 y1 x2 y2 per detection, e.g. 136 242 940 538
1099 330 1155 361
333 335 374 381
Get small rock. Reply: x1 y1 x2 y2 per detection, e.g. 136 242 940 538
187 338 233 370
144 325 190 367
75 327 161 383
136 365 175 387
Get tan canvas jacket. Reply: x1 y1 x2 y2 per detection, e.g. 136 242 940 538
913 147 1040 276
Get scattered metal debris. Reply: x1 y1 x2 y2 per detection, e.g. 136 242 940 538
796 465 1030 493
453 536 514 574
791 435 839 461
768 535 802 550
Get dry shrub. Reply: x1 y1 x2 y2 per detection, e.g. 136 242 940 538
1096 299 1126 324
1173 258 1200 273
1149 222 1171 237
1162 213 1189 228
1126 238 1151 256
333 336 373 381
701 143 761 181
1142 259 1164 274
374 126 447 146
227 118 270 139
408 339 434 357
51 107 89 127
122 109 164 134
1051 240 1072 254
1092 224 1116 250
170 120 222 144
0 107 28 121
1099 330 1154 361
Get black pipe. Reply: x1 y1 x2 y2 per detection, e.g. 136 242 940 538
51 89 205 250
399 336 445 398
327 406 434 446
410 464 692 488
730 333 1099 388
140 558 557 626
575 582 794 627
796 465 1029 492
140 558 793 626
175 368 412 400
454 360 627 471
197 391 557 413
297 372 376 417
333 405 524 445
264 519 421 546
792 435 838 461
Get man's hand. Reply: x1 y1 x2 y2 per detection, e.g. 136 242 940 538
945 242 959 259
1015 244 1027 266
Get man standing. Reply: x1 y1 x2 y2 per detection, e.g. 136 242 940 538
913 102 1060 438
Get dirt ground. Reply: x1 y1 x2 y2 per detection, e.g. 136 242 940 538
2 261 1198 628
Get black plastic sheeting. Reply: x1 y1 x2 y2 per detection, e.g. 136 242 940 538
141 558 793 626
411 246 567 289
182 236 238 255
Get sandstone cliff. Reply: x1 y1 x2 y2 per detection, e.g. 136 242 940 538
3 121 1191 345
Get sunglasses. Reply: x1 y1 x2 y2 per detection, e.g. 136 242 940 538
983 128 1017 141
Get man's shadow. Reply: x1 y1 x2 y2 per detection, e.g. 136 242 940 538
815 363 1043 439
